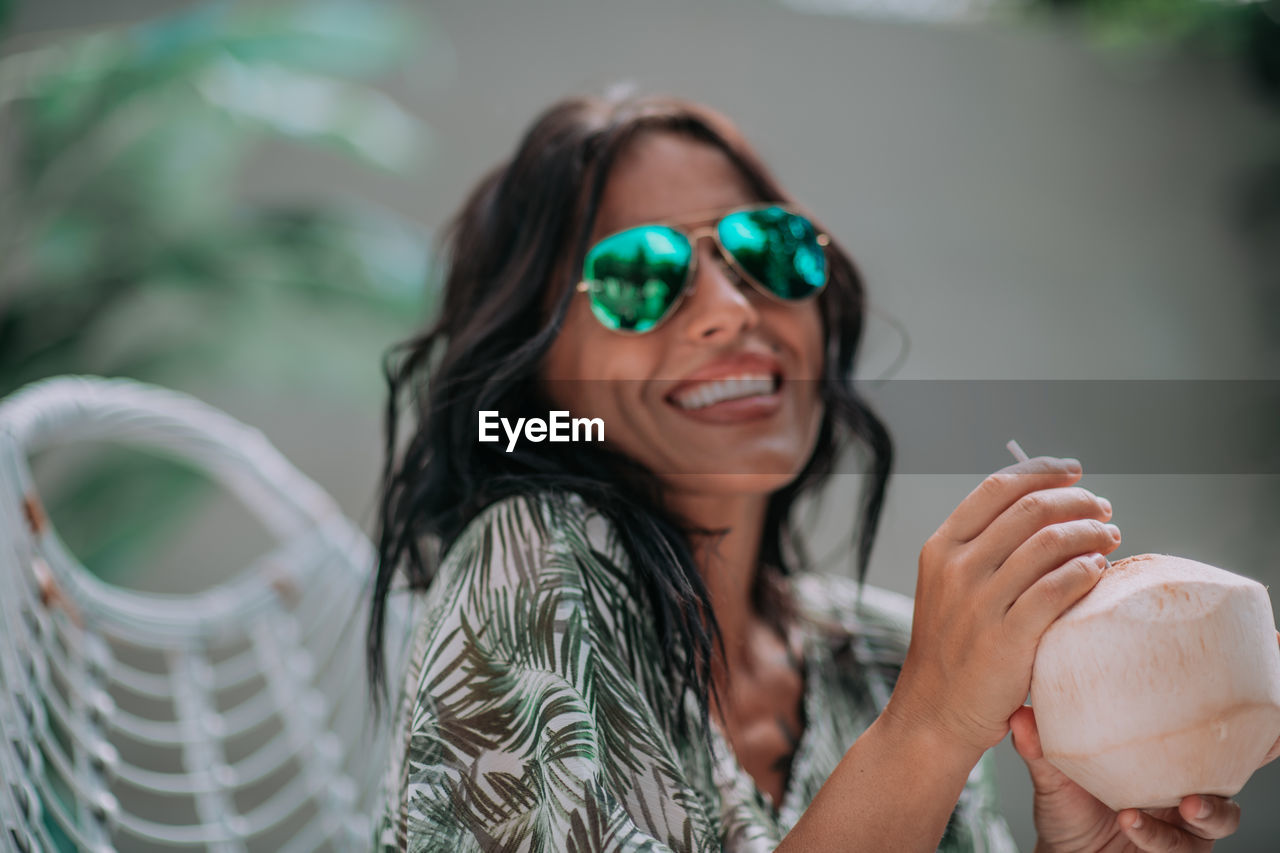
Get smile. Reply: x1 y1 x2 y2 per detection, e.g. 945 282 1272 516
670 373 781 411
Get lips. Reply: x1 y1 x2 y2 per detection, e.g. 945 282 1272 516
664 352 785 423
671 374 778 410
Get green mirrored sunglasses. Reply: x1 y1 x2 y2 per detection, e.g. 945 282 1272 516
576 203 831 334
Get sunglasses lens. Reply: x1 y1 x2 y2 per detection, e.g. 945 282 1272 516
582 226 691 332
718 206 827 300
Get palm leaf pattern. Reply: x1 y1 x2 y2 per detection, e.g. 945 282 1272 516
375 491 1020 852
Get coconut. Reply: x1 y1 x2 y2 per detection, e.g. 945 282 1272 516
1029 553 1280 810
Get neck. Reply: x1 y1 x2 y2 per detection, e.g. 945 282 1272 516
665 488 771 684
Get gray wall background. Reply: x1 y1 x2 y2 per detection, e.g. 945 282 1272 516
11 0 1280 849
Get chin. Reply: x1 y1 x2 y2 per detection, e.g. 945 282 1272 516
663 473 797 496
646 424 816 488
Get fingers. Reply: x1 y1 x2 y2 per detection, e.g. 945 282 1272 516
1176 795 1242 840
941 457 1083 543
1117 797 1241 851
990 516 1121 614
1004 551 1109 643
968 485 1114 578
1008 706 1042 758
1119 809 1214 851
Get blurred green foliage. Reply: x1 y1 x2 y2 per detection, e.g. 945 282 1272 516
1029 0 1280 106
0 0 434 583
0 0 433 399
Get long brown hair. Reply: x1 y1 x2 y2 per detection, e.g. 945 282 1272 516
367 91 893 732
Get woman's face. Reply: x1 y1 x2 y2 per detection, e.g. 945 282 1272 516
542 131 825 497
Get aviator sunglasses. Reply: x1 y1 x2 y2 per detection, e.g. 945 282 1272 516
576 203 831 333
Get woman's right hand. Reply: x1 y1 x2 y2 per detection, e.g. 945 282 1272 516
884 455 1122 756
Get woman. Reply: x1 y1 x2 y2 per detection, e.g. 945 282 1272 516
367 91 1249 851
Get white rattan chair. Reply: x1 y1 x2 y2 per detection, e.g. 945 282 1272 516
0 376 413 852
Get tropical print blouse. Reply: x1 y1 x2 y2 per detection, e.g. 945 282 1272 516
375 491 1020 852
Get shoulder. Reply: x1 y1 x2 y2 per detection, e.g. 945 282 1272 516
433 490 665 692
379 490 715 850
446 489 591 568
378 491 604 842
401 489 613 657
446 488 625 572
391 489 658 739
431 490 644 638
410 489 620 611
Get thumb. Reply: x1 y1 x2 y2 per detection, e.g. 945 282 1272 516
1009 705 1075 793
1009 705 1043 761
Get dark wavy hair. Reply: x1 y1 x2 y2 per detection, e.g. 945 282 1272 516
366 91 893 731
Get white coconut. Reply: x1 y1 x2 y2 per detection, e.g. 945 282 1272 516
1029 553 1280 810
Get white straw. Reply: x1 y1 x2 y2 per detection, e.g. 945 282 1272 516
1006 439 1030 463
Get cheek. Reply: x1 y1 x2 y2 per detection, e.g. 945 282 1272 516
784 303 826 444
804 308 827 427
800 303 825 374
765 300 825 377
541 298 663 418
543 296 613 384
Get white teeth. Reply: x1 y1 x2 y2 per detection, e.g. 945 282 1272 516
673 374 777 410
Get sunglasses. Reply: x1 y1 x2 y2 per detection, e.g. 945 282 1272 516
576 203 831 334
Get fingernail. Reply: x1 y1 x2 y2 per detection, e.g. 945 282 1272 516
1197 797 1211 819
1099 498 1112 515
1064 458 1082 473
1130 813 1143 830
1092 553 1107 570
1105 524 1121 541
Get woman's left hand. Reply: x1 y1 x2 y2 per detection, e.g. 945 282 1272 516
1011 624 1280 851
1009 705 1245 852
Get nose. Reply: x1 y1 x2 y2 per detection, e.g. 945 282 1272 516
678 237 759 343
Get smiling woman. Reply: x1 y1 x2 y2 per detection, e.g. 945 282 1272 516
365 91 1255 853
543 135 827 492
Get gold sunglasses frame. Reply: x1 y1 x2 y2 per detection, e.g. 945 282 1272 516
574 202 832 335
